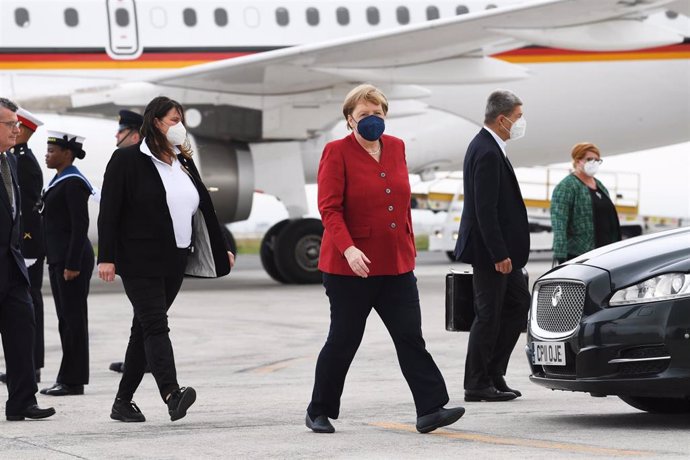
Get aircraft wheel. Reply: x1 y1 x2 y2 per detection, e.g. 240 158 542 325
274 218 324 284
260 219 291 283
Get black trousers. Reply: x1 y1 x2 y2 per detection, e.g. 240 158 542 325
117 249 188 403
0 261 38 416
464 265 530 390
28 258 44 369
48 246 94 386
308 272 449 419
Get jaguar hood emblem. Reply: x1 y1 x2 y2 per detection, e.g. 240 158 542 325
552 285 563 307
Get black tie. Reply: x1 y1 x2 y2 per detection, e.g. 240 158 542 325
0 153 13 210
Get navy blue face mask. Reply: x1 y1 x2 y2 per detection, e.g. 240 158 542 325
354 115 385 141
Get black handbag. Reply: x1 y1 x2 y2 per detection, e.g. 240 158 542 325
445 270 475 332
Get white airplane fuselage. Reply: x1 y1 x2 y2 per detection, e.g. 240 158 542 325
1 0 689 283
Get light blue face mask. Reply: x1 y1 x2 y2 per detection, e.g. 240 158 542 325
354 115 385 141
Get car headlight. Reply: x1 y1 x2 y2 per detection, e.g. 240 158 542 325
609 273 690 306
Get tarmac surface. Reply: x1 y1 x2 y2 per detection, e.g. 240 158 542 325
1 252 689 459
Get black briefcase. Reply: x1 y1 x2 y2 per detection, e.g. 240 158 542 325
445 270 475 332
445 268 530 332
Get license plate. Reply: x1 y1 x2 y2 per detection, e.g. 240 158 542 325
533 341 566 366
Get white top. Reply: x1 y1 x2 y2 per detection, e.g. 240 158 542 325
140 139 200 248
484 125 507 157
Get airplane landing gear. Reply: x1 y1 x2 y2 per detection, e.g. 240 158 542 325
260 218 324 284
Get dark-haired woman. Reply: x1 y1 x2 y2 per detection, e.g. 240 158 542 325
98 96 234 423
39 131 95 397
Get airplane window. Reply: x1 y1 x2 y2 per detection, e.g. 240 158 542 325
366 7 380 25
336 7 350 25
456 6 469 15
276 7 289 26
14 8 30 27
150 7 167 28
64 8 79 27
486 4 497 9
306 7 319 26
215 8 228 26
396 6 410 25
183 8 197 26
115 8 130 27
426 6 440 20
244 7 260 27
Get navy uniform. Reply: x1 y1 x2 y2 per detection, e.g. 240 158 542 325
12 109 45 375
39 132 95 396
109 109 144 375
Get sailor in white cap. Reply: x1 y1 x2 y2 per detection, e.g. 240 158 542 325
39 130 95 397
0 108 45 386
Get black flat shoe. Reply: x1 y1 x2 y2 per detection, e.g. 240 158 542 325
6 404 56 421
111 398 146 422
41 383 84 396
305 413 335 433
492 375 522 397
464 385 517 402
416 406 465 434
109 362 125 373
167 387 196 421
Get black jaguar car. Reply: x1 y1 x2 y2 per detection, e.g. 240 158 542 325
526 226 690 413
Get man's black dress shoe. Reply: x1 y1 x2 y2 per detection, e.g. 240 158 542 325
111 398 146 422
40 383 84 396
305 413 335 433
464 385 517 402
6 405 56 421
167 387 196 421
491 375 522 397
416 406 465 434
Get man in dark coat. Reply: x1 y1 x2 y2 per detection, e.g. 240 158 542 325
0 97 55 420
0 108 45 385
454 90 531 402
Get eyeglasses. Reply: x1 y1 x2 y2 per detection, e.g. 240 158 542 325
0 120 21 129
584 158 603 165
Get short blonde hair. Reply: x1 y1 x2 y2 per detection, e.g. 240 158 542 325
342 84 389 129
571 142 600 168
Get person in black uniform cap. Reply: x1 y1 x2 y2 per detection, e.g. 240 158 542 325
115 110 143 148
0 108 45 385
0 97 55 421
109 109 143 374
39 131 95 396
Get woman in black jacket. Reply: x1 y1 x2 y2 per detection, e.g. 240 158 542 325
98 96 233 423
39 131 95 397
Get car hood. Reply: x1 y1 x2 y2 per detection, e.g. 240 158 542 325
564 227 690 290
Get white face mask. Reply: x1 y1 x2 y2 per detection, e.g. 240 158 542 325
165 122 187 145
583 160 600 177
507 116 526 140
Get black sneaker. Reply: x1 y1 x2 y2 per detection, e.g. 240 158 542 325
167 387 196 421
110 398 146 422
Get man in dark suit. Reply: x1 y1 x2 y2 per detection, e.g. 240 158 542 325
0 97 55 420
0 108 45 385
454 90 531 402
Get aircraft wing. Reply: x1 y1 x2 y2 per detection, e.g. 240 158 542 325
148 0 687 95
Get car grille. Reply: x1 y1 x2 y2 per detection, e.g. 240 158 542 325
535 282 585 334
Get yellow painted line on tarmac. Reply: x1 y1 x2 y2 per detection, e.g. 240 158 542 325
370 422 651 457
240 356 314 375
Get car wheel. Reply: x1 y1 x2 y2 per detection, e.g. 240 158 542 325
618 395 690 414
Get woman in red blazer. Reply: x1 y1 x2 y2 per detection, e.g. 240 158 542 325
305 84 464 435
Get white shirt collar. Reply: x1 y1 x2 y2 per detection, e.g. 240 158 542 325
483 126 507 157
140 138 180 164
